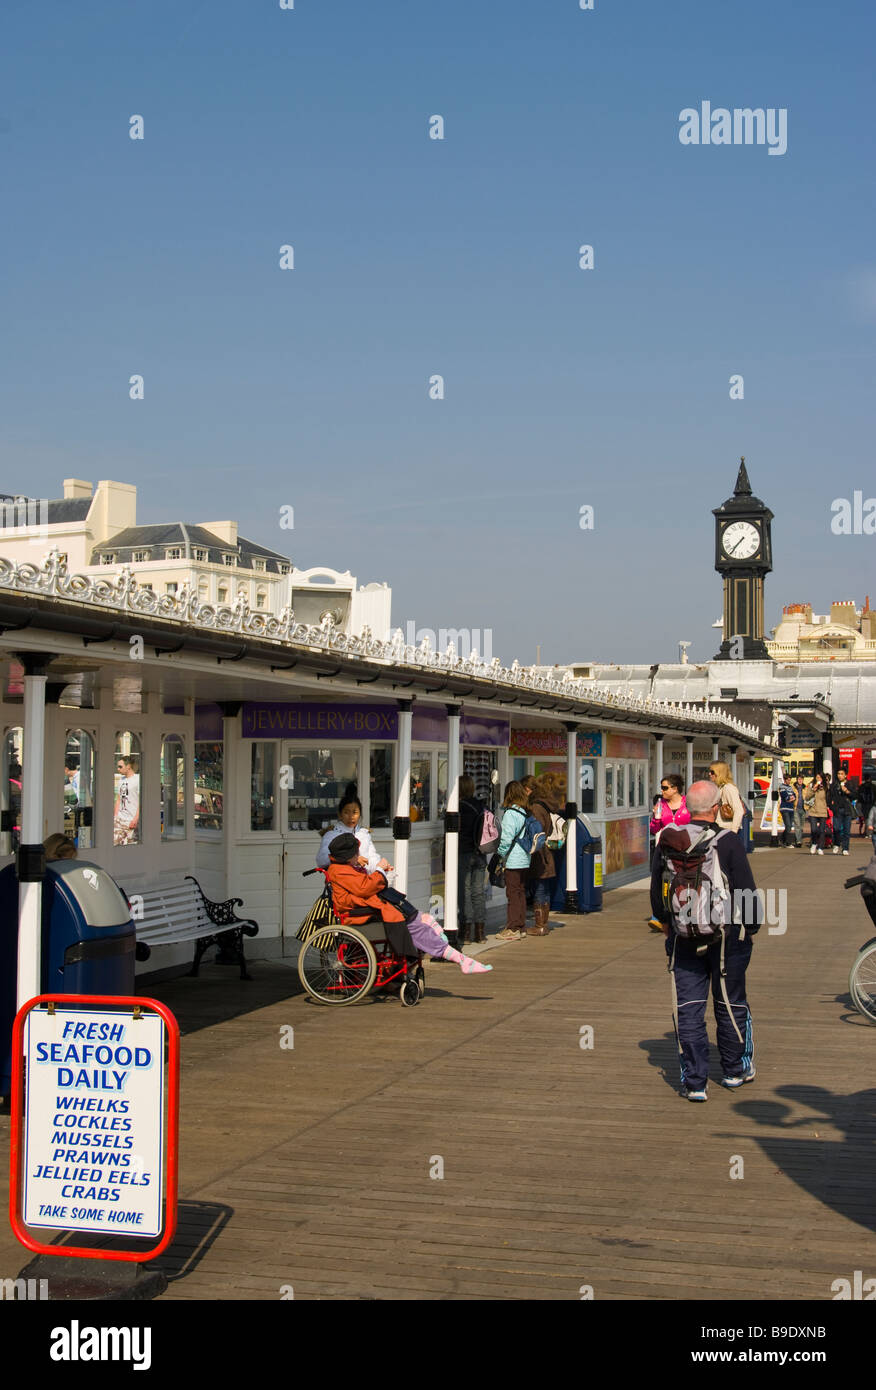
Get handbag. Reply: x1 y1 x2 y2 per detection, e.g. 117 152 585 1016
297 887 338 942
377 885 419 924
719 800 734 821
488 817 525 888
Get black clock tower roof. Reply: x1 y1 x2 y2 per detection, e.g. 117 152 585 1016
713 457 774 520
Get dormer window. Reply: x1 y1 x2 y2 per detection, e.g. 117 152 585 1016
165 547 182 561
223 554 236 567
278 564 290 576
193 548 208 561
132 550 151 562
253 559 266 573
100 554 116 565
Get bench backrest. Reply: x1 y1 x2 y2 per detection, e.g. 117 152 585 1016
134 881 212 946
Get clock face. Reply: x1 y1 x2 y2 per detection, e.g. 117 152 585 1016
722 520 760 560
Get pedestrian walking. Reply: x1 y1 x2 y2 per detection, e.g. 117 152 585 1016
708 761 746 846
650 779 761 1101
779 776 796 846
804 772 829 854
857 774 875 837
829 768 854 856
793 773 807 847
650 774 691 835
458 775 487 944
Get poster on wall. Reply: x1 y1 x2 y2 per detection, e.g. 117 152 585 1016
604 817 649 875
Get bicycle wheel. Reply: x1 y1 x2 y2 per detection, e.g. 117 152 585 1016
849 942 876 1022
297 926 377 1005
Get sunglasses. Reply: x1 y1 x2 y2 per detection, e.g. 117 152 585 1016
660 784 670 791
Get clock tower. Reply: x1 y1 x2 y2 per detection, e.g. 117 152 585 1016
714 458 773 660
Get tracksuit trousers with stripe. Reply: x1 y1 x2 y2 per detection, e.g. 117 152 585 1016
667 929 754 1090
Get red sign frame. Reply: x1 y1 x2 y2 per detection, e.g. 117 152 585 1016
9 993 179 1263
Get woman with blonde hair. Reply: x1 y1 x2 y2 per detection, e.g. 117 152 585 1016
496 780 533 942
708 762 746 841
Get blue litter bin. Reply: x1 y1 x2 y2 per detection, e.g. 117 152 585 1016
0 859 137 1097
549 816 603 913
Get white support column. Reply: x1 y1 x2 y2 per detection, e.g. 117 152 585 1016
712 739 720 763
564 723 579 910
17 656 49 1009
393 702 413 894
729 744 738 786
443 706 461 934
822 734 834 779
685 737 694 789
654 734 664 793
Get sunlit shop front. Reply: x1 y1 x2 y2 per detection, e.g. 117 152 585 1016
510 726 653 889
233 699 510 941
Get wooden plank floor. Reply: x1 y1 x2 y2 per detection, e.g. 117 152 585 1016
3 844 876 1300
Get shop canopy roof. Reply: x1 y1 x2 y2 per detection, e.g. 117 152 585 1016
0 553 778 753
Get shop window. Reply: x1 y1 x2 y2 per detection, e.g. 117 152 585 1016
193 741 222 831
369 744 393 828
114 734 142 846
616 764 626 808
64 730 95 850
437 753 448 819
463 749 499 813
161 736 186 840
285 746 360 832
604 763 614 810
3 727 23 853
637 763 646 808
579 758 597 815
251 744 276 831
410 752 432 822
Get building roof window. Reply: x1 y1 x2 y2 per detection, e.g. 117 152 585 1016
192 548 208 561
101 554 116 565
253 559 266 572
223 554 236 567
132 550 151 562
165 547 182 560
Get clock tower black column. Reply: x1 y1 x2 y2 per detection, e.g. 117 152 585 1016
713 459 773 661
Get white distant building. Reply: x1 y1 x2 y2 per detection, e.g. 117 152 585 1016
0 479 391 637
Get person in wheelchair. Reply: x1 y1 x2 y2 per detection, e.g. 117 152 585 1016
325 833 492 974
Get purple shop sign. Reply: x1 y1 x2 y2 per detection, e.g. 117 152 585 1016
242 702 399 739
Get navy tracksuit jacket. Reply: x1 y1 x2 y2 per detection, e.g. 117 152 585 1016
650 819 761 1089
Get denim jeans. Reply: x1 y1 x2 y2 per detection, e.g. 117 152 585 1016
533 878 554 907
833 812 852 851
458 851 486 923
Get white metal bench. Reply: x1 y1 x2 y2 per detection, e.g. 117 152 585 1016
131 875 259 980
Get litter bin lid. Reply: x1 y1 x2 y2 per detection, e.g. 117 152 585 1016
49 861 131 928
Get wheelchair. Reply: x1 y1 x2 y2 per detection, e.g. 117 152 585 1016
297 869 426 1007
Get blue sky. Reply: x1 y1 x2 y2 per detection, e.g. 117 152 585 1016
1 0 874 664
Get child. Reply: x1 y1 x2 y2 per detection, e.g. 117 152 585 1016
324 834 492 974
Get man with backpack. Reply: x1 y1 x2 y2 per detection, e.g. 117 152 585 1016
650 779 762 1101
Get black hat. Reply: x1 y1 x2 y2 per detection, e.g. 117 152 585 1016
328 833 360 863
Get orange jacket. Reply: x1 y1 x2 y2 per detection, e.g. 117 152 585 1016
324 862 407 925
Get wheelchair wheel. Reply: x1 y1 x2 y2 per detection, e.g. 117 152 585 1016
415 965 425 998
400 979 421 1007
298 926 377 1005
849 942 876 1023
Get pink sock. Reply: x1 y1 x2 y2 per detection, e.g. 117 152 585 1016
441 945 492 974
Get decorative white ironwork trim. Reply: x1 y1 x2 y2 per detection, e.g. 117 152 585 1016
0 552 768 743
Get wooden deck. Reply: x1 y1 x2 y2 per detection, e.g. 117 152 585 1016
4 844 876 1300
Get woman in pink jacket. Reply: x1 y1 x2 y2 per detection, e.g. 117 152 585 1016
650 774 691 834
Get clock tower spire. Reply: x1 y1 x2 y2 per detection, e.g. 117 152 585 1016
713 458 773 660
